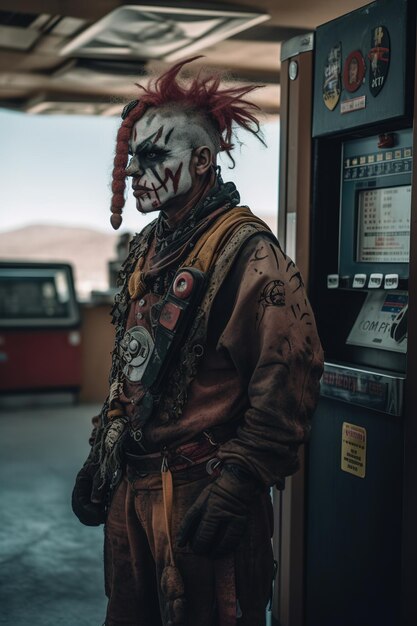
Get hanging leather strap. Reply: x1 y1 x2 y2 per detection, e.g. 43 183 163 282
160 456 187 625
161 454 175 565
162 455 237 625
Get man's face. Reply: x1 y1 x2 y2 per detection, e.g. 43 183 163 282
126 109 195 213
349 58 359 84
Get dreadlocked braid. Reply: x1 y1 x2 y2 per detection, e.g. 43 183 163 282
110 100 148 230
110 55 264 230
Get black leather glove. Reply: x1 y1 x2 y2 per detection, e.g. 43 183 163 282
71 463 106 527
177 463 262 558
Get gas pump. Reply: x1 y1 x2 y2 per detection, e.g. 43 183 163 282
279 0 417 625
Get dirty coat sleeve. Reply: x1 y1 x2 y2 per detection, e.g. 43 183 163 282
216 235 324 486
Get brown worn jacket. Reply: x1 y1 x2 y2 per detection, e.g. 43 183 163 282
119 230 324 488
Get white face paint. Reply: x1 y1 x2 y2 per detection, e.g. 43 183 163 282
126 109 195 213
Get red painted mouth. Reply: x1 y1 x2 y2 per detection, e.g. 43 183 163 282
131 162 183 204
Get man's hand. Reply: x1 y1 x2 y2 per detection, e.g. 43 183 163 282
177 464 261 558
71 464 106 527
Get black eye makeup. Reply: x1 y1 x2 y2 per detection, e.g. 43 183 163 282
136 144 170 167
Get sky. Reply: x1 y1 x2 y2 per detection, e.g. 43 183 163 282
0 109 279 235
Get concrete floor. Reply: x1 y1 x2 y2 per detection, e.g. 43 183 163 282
0 403 107 626
0 403 277 626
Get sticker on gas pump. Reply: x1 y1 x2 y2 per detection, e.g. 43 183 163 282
340 95 366 114
368 26 390 97
341 422 366 478
343 50 366 93
323 43 342 111
347 291 408 353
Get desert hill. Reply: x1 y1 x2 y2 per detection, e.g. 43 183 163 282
0 214 278 300
0 224 119 300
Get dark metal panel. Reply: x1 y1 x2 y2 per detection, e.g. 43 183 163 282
401 14 417 626
306 397 403 626
313 0 409 137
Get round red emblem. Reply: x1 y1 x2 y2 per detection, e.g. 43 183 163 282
173 271 194 299
343 50 366 93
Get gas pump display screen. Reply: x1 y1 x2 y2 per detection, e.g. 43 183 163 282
357 186 411 263
339 129 412 280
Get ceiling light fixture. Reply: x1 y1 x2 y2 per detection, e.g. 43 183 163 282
60 5 270 62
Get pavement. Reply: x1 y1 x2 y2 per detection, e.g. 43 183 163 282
0 402 276 626
0 403 107 626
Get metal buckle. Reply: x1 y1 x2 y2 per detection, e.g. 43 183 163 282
131 428 143 442
161 449 169 473
203 430 217 446
206 458 221 475
110 468 122 488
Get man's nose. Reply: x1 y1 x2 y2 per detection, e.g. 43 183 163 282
125 155 143 177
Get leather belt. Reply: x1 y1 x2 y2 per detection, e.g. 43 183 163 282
126 436 220 474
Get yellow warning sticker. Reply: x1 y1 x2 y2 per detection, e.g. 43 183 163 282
341 422 367 478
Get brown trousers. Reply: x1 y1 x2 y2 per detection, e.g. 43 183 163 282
104 463 275 626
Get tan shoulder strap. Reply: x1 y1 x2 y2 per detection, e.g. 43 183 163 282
181 206 272 273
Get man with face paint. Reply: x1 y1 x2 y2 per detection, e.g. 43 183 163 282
72 58 323 626
126 108 214 214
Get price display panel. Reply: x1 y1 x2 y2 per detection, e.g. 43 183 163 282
357 186 411 263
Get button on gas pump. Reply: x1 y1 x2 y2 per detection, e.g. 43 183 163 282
352 274 367 288
368 273 383 288
384 274 399 289
327 274 339 288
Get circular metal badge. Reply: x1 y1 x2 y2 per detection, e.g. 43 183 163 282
120 325 154 383
289 60 298 81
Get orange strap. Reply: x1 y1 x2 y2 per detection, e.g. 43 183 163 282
106 407 124 420
161 458 175 565
128 206 271 299
128 255 146 300
182 206 269 273
161 460 237 624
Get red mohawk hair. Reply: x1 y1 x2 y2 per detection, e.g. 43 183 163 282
110 56 264 230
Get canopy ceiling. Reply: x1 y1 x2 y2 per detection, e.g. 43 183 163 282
0 0 370 116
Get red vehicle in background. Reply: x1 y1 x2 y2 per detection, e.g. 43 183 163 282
0 261 82 401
